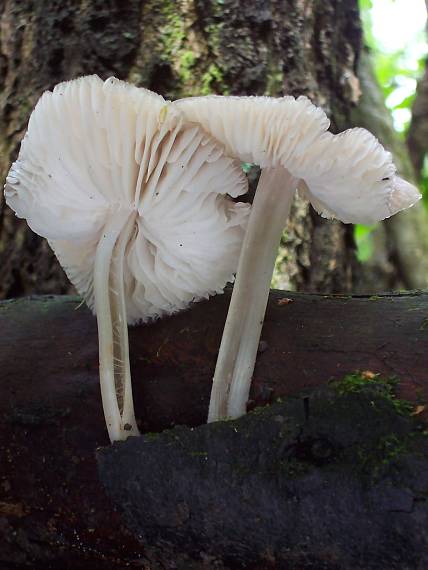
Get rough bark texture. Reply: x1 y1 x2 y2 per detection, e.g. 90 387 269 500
0 0 365 299
0 293 427 568
99 385 428 569
1 291 427 433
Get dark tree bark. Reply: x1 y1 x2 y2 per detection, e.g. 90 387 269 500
99 387 428 569
1 291 427 432
0 293 427 568
1 0 367 299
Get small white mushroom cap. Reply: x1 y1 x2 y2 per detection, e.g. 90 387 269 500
4 76 250 323
175 96 421 224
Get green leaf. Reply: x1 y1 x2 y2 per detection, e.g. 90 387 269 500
354 224 377 262
392 93 416 110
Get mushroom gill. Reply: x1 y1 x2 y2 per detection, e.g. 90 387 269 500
4 76 250 442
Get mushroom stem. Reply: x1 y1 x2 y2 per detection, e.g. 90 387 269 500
208 167 298 422
94 209 139 442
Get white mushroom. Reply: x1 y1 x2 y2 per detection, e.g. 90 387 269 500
175 95 421 421
4 76 250 442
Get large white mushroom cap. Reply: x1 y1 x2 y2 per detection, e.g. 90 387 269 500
5 76 249 323
175 95 421 224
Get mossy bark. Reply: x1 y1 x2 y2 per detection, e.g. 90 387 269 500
1 291 427 433
1 0 365 298
99 382 428 569
0 294 427 568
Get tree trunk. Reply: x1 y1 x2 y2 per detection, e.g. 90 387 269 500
350 50 428 292
1 0 366 298
407 61 428 176
407 0 428 177
1 293 427 568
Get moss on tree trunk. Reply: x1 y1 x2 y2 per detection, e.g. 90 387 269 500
0 0 365 298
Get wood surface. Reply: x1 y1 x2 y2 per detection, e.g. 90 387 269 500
0 291 427 568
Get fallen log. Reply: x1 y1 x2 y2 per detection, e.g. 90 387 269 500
0 291 427 569
100 382 428 569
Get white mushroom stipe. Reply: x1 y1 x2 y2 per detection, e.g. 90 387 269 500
208 167 298 421
94 210 138 441
4 76 250 442
176 94 421 421
5 80 422 431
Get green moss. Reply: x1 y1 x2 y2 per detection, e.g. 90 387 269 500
144 432 162 442
201 63 229 95
265 372 424 482
325 372 426 482
198 1 229 95
266 58 284 96
160 1 185 60
127 0 231 98
138 371 425 490
330 372 413 416
178 50 197 83
189 451 208 458
204 0 224 59
127 0 186 94
17 97 34 124
331 371 379 394
355 433 411 480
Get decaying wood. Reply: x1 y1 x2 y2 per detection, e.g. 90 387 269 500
407 0 428 176
0 291 427 568
99 384 428 569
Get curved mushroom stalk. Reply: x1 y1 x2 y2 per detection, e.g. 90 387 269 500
4 76 250 442
208 167 298 421
176 94 421 423
5 78 421 438
94 210 139 442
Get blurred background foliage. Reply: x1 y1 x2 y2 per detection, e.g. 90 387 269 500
355 0 428 262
